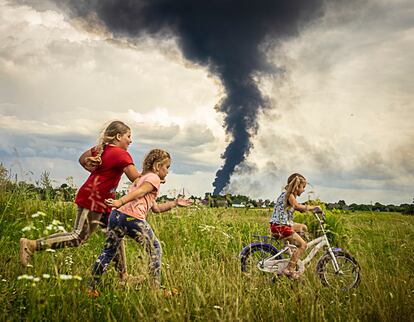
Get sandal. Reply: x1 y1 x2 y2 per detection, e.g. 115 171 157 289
87 288 100 298
19 238 33 267
282 269 301 280
163 287 179 298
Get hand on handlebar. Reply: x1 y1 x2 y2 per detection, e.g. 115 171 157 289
312 206 323 213
312 206 326 221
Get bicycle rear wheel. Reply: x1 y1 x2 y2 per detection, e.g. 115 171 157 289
240 244 281 275
316 251 360 290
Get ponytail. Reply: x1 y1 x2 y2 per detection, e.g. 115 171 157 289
85 121 130 167
284 173 306 209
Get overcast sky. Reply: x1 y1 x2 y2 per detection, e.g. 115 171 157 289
1 0 413 205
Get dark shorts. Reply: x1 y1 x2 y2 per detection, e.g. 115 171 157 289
270 224 294 239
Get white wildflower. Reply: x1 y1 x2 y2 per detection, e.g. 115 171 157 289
33 277 40 282
73 275 82 281
42 274 51 279
199 225 216 232
45 249 56 253
31 211 47 218
213 305 223 310
18 274 34 280
221 231 232 239
2 279 6 282
59 274 73 280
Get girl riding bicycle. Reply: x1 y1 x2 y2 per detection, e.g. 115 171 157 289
269 173 321 279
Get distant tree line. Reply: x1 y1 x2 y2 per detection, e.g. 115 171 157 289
326 200 414 215
1 163 413 214
198 193 274 208
0 164 77 202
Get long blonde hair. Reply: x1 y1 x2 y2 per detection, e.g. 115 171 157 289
142 149 171 175
284 173 306 209
86 121 131 167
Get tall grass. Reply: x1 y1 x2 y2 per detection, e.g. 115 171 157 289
0 191 413 321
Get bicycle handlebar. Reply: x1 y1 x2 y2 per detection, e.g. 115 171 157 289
314 210 326 222
312 206 323 213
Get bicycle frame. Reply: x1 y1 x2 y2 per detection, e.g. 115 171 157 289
258 213 341 273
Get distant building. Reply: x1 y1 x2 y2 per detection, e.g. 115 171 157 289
215 200 228 208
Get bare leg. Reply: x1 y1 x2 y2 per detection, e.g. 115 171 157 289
284 232 307 278
292 223 309 239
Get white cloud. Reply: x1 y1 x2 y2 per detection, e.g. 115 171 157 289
0 0 226 196
1 0 413 204
226 0 414 204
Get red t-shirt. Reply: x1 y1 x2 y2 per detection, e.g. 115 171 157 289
75 145 134 213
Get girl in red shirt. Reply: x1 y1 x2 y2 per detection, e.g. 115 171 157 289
20 121 140 281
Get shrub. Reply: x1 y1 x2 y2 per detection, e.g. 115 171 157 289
294 202 349 247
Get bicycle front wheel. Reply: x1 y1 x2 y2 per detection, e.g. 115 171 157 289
316 251 361 291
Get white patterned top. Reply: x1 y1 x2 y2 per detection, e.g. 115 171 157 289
269 192 295 226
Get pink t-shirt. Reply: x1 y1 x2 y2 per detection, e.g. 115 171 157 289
118 172 161 221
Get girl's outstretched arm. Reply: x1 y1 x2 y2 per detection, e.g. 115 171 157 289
288 194 321 212
151 198 193 213
105 182 155 208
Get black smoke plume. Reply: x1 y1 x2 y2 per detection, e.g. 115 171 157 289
56 0 326 194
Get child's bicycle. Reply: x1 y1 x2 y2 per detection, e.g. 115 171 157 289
239 211 361 291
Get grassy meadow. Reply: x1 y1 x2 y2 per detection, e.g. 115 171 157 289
0 190 413 321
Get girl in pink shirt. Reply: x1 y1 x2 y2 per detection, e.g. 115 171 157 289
88 149 191 293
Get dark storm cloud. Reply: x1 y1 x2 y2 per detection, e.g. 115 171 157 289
42 0 328 194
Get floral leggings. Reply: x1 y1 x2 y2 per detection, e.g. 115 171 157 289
91 209 162 287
